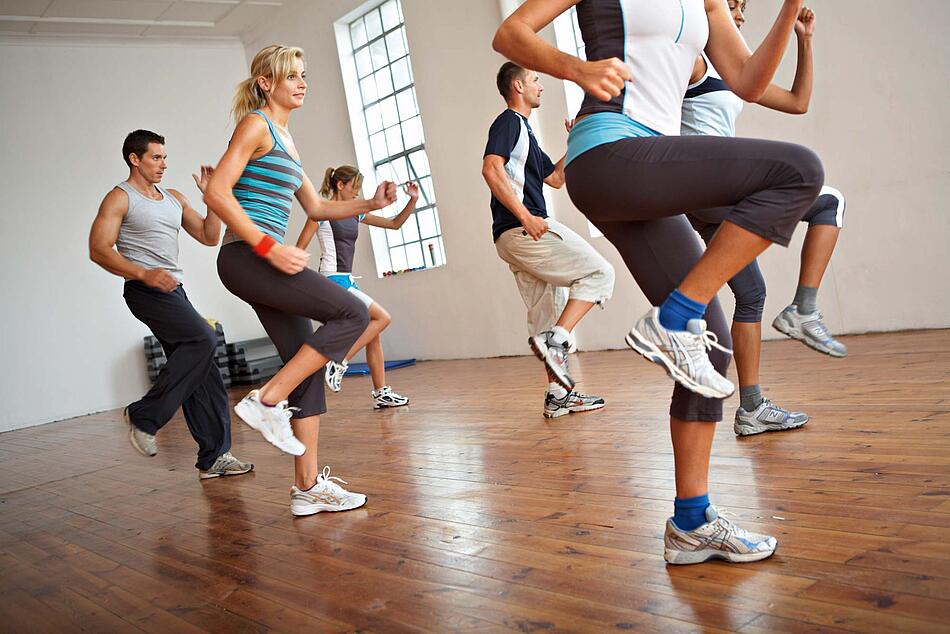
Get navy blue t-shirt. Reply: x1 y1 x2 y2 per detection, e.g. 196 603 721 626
484 109 555 242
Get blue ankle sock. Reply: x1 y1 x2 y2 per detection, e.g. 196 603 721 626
659 289 707 332
673 493 710 531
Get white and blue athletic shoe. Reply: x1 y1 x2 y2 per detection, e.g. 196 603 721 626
664 506 777 565
772 304 847 358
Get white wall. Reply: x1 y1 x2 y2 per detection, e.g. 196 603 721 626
3 0 947 430
0 36 254 432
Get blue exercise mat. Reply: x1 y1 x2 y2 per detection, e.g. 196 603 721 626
344 359 416 376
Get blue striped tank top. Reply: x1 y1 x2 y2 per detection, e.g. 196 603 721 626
227 110 303 244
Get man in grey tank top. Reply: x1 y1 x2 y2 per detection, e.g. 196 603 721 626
89 130 252 479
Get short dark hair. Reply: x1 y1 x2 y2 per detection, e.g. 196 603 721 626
496 61 526 101
122 130 165 168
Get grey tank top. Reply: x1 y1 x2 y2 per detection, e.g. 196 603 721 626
115 181 184 282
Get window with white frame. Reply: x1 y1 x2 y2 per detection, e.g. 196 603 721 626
336 0 446 277
553 6 603 238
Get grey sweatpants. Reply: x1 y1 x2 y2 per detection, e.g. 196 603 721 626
565 135 824 422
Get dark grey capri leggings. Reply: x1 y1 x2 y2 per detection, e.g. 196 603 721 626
217 241 370 417
689 186 845 323
565 135 824 422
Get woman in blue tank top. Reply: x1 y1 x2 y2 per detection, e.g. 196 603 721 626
296 165 420 409
205 45 397 518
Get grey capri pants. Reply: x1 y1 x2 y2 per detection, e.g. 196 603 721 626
217 241 370 417
565 134 823 422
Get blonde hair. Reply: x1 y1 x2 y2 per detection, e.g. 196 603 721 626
320 165 363 199
232 45 305 123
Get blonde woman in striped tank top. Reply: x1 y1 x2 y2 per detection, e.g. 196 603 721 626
205 45 397 517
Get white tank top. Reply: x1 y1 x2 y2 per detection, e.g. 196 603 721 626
575 0 709 136
681 53 744 137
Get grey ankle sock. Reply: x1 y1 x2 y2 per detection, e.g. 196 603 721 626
793 285 819 315
740 385 763 412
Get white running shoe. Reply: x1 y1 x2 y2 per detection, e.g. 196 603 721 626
772 304 848 357
625 307 735 399
233 390 306 456
325 359 348 393
372 385 409 409
664 506 777 565
734 398 809 436
543 390 605 419
529 331 574 391
290 466 367 516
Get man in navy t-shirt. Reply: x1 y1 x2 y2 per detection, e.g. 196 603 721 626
481 62 615 419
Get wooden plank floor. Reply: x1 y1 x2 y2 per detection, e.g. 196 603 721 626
1 330 949 633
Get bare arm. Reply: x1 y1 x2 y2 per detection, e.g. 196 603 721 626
362 182 419 230
204 115 310 275
482 154 548 240
296 218 320 249
542 119 574 189
171 167 221 246
89 188 178 292
493 0 630 102
755 8 815 115
704 0 804 102
295 174 396 222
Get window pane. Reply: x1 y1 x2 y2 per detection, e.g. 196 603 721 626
350 18 367 47
389 156 409 183
355 47 372 78
385 29 405 59
375 68 394 99
370 39 388 71
391 57 411 90
381 0 400 30
380 96 398 127
359 75 377 104
402 115 423 149
389 246 407 271
402 215 420 242
386 225 404 247
405 241 424 269
370 132 387 162
408 149 429 179
396 89 416 120
365 9 383 39
365 103 383 134
384 125 403 154
417 208 437 238
419 176 435 204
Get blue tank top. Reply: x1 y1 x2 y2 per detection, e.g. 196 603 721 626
229 110 304 244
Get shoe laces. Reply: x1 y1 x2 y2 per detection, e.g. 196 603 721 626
669 326 732 375
316 466 349 496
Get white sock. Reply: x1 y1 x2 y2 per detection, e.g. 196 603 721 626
548 383 568 398
550 326 570 345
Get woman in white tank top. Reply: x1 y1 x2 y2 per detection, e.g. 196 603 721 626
494 0 824 565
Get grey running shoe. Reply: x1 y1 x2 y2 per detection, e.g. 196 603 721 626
664 505 777 565
199 452 254 479
325 359 348 393
233 390 306 456
772 304 847 358
125 407 156 457
372 385 409 409
625 308 735 399
543 390 606 419
734 398 809 436
529 331 574 391
290 466 367 516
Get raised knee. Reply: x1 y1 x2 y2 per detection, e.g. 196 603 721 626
793 144 825 195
